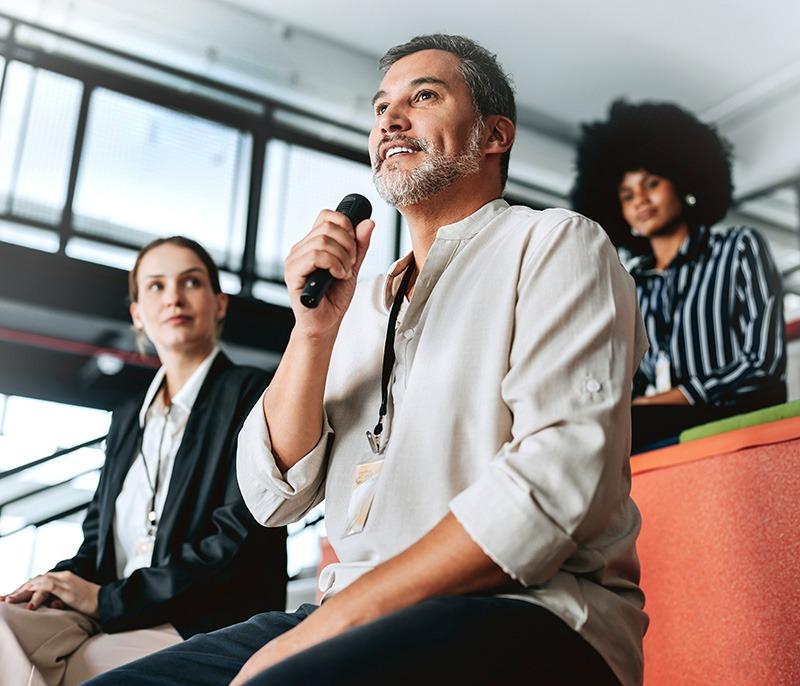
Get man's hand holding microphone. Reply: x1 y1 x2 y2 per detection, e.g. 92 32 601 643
284 194 374 339
262 194 375 474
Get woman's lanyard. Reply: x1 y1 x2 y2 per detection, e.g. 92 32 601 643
366 263 416 455
137 395 172 538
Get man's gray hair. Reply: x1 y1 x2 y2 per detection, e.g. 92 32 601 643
379 34 516 187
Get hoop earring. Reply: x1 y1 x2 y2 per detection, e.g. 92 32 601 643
685 193 697 207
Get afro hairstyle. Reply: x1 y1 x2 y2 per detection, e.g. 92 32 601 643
569 99 734 253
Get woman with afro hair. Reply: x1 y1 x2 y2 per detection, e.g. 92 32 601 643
571 99 786 452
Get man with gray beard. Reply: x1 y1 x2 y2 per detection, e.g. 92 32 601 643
88 34 647 686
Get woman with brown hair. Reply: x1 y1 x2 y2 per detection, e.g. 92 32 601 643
0 236 287 685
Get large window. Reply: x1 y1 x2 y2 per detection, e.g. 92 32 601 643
257 140 397 282
0 62 82 224
0 19 408 304
73 89 251 269
0 394 110 593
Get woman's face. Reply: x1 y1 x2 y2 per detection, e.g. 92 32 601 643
130 243 227 357
618 169 685 239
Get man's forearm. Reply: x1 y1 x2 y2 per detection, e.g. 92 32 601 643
324 512 512 629
263 327 338 473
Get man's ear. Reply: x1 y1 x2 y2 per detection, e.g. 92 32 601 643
483 115 515 155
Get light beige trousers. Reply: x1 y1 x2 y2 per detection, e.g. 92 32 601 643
0 602 182 686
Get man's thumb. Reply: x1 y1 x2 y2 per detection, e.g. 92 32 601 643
354 219 376 271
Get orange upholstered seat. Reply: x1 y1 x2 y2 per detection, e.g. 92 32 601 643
631 421 800 685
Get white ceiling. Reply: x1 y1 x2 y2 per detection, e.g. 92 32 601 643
222 0 800 197
228 0 800 121
4 0 800 200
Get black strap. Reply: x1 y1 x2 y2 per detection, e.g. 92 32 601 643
370 263 416 447
137 391 172 532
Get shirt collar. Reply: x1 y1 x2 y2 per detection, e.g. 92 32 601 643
629 225 709 277
381 198 509 310
138 346 220 427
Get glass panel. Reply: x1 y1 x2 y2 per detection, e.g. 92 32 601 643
0 219 59 252
0 61 82 223
286 502 325 578
73 89 251 268
0 527 36 593
218 270 241 295
252 280 291 307
1 505 93 590
29 516 87 577
256 141 398 282
0 395 109 585
0 468 101 536
0 395 110 472
15 26 265 117
273 109 368 154
65 237 138 271
736 187 798 231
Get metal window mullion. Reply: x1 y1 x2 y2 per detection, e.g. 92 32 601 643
58 82 93 254
0 50 10 110
240 128 267 297
226 132 246 269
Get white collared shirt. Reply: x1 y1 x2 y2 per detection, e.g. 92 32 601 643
113 347 219 579
238 201 650 685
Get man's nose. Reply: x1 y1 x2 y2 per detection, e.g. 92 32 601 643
378 102 411 134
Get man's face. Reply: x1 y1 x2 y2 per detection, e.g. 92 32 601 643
369 49 484 208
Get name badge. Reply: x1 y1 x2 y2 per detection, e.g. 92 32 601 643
343 459 385 537
655 351 672 393
130 533 156 568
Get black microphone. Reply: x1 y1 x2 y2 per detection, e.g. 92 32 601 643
300 193 373 308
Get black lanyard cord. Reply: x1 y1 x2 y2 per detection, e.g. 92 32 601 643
138 397 172 532
369 263 416 449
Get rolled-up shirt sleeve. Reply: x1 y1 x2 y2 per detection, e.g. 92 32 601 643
236 391 333 526
449 216 643 586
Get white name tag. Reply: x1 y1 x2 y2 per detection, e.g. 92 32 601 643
655 351 672 393
130 533 156 569
343 459 385 537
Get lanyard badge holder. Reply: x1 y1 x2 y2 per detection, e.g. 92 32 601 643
365 264 415 456
132 403 172 561
345 264 415 537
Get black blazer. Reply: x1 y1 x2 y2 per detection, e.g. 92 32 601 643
53 352 287 638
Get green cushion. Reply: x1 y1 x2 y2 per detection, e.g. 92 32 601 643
679 400 800 443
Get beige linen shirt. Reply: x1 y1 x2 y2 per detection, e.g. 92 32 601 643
238 200 649 686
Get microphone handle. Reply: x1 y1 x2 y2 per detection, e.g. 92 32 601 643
300 194 372 308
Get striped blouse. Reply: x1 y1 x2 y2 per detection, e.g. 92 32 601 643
629 225 786 407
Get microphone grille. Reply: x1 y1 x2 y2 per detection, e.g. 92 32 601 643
336 193 373 227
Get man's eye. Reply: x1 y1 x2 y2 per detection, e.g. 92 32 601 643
375 103 388 115
416 90 435 102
